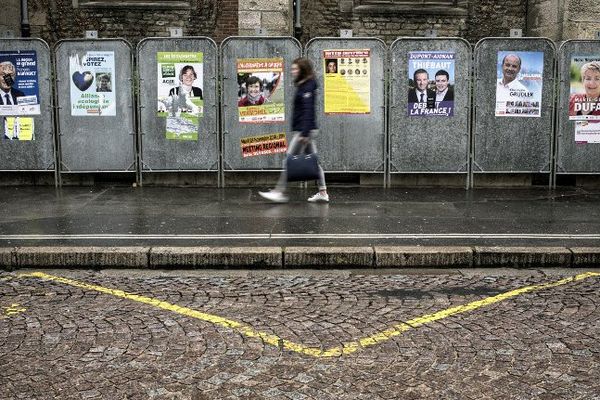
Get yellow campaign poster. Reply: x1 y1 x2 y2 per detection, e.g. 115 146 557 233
323 49 371 114
3 117 34 140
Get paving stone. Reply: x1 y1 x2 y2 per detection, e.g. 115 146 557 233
0 271 598 399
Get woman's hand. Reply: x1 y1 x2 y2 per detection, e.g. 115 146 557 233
298 136 311 145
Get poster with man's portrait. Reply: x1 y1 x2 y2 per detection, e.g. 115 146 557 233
407 51 455 117
0 50 40 116
495 51 544 117
3 117 34 141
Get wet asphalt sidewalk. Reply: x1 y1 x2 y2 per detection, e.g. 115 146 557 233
0 185 599 248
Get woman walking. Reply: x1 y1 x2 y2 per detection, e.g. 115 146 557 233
259 58 329 203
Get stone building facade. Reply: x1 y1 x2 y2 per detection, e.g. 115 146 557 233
298 0 523 44
1 0 599 45
527 0 600 41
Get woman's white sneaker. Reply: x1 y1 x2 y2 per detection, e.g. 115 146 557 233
308 192 329 203
259 190 289 203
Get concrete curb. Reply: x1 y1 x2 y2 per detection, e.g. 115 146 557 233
375 246 472 268
1 246 599 269
285 247 374 268
0 248 13 269
13 246 150 269
149 247 282 268
570 247 600 267
473 247 572 268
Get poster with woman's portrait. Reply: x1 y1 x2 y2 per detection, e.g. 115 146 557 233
569 56 600 121
237 58 284 124
157 52 204 141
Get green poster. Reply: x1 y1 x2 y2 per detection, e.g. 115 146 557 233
157 52 204 141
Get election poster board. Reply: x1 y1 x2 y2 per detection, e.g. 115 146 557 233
157 52 204 141
240 132 287 157
2 117 34 140
323 49 371 114
0 50 40 116
69 51 116 116
407 51 455 117
237 58 285 124
495 51 544 118
568 55 600 121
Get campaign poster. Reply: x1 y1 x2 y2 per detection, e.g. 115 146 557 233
240 132 287 157
2 117 34 140
157 52 204 141
0 50 40 116
69 51 116 116
407 51 455 117
237 58 284 124
323 49 370 114
495 51 544 117
568 55 600 121
575 121 600 144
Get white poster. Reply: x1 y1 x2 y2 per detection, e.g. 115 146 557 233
69 51 116 116
495 51 544 118
575 121 600 144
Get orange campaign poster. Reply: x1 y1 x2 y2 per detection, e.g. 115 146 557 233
237 58 285 123
240 132 287 157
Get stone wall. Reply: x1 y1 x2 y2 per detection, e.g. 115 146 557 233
528 0 600 41
26 0 237 46
1 0 21 38
299 0 528 45
10 0 600 46
563 0 600 40
238 0 291 36
527 0 562 40
465 0 527 42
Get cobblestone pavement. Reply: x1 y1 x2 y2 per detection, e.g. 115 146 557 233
1 269 599 400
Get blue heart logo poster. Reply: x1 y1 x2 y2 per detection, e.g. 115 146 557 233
69 51 115 116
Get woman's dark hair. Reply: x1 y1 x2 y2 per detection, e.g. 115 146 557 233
246 75 263 89
293 57 314 83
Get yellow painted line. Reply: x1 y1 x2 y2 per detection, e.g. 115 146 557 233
1 303 26 319
16 271 600 358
